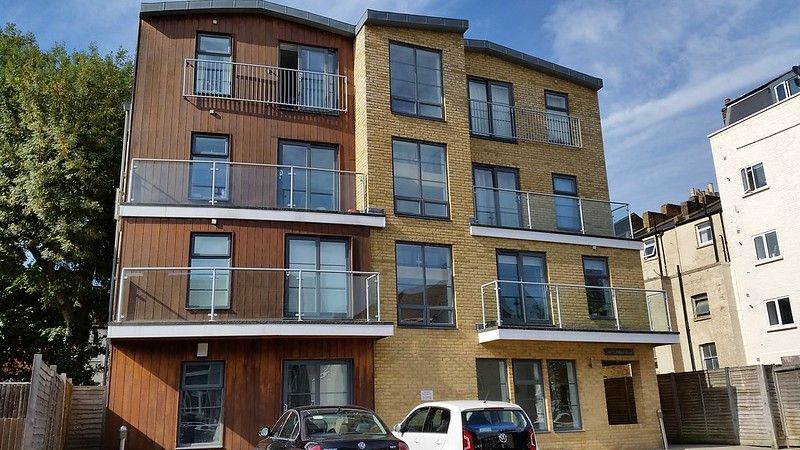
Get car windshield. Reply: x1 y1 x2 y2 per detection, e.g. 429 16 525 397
302 410 388 438
461 408 529 433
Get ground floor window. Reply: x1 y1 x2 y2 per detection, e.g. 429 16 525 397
512 359 547 431
283 360 351 410
548 360 582 431
602 362 638 425
700 343 719 369
476 358 509 402
178 361 224 448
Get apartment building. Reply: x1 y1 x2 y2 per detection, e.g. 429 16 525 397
634 187 745 374
105 2 677 449
708 68 800 366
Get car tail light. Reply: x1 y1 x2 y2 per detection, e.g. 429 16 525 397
527 429 537 450
398 441 409 450
463 429 474 450
306 444 322 450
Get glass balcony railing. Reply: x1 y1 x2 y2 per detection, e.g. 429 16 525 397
472 186 634 239
126 158 368 214
469 99 582 147
479 280 672 333
114 267 380 323
183 59 348 113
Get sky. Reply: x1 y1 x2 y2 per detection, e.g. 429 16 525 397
3 0 800 214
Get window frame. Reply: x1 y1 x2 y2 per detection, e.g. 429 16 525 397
392 138 450 220
552 173 581 232
467 76 516 141
547 359 582 432
740 162 768 195
186 233 233 311
189 132 231 202
582 256 613 319
177 360 225 449
284 235 351 320
282 359 353 410
692 293 710 320
389 40 444 120
194 32 233 97
277 140 340 211
395 241 455 328
700 343 719 370
277 41 340 112
765 297 795 329
642 237 657 260
695 220 713 248
544 91 574 146
512 359 548 432
753 229 781 264
495 250 550 325
476 358 510 402
472 164 522 228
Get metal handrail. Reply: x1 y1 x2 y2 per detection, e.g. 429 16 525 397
116 267 380 323
468 99 582 147
129 158 365 176
479 280 671 332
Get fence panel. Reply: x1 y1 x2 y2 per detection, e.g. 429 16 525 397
775 366 800 447
0 383 29 450
65 386 106 450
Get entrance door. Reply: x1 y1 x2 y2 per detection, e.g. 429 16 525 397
285 236 349 319
299 46 338 110
496 251 549 324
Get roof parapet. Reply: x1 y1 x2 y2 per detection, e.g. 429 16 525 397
356 9 469 33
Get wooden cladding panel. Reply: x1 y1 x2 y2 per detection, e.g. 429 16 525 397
130 15 355 170
105 338 375 450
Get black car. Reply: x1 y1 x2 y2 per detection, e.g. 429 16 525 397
257 405 409 450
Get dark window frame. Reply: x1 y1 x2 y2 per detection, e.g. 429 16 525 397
194 32 234 97
189 132 231 202
582 256 613 319
472 164 522 228
693 293 711 320
392 138 450 220
476 358 510 402
495 250 551 325
512 359 548 432
282 359 354 411
283 235 351 320
277 139 340 211
177 360 225 448
547 359 582 432
389 40 445 120
544 90 574 146
467 76 516 141
186 232 233 311
277 41 341 113
395 241 456 328
552 173 581 232
766 297 794 327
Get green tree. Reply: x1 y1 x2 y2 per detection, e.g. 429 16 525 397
0 24 132 384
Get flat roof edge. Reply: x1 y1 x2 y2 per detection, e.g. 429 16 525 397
140 1 356 36
464 39 603 90
356 9 469 33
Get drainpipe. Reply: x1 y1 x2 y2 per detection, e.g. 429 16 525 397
705 203 720 263
718 211 731 262
676 265 697 371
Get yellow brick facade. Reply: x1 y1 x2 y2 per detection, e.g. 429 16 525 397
354 24 663 450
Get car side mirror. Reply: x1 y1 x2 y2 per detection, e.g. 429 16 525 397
393 424 402 433
258 427 271 438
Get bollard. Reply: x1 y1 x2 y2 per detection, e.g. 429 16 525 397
119 425 128 450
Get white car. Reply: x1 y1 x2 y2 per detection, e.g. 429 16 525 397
392 400 538 450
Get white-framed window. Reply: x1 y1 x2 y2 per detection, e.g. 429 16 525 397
775 76 800 102
753 230 781 263
740 163 767 194
700 343 719 370
643 238 657 260
766 297 794 328
696 221 713 247
693 293 710 319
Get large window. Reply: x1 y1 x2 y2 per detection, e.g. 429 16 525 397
693 293 710 319
552 174 580 231
766 297 794 328
389 42 443 119
178 361 224 448
583 257 612 319
513 359 547 431
473 166 520 227
741 163 767 194
195 33 232 96
700 343 719 370
283 360 351 410
545 91 572 145
548 360 581 431
392 139 448 218
285 236 349 319
279 43 339 110
395 243 454 327
188 234 231 309
476 359 509 402
278 141 338 211
189 134 229 202
496 251 549 324
753 230 781 262
468 78 513 138
696 221 713 247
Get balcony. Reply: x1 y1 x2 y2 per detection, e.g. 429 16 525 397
478 281 678 344
182 58 348 113
120 159 384 227
470 186 638 249
468 99 582 147
107 267 392 339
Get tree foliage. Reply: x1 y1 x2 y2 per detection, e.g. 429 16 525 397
0 24 132 384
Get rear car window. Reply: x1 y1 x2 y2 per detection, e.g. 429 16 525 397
302 409 388 438
462 408 529 433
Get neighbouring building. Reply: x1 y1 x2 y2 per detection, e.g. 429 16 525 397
105 2 677 449
634 186 745 374
708 68 800 366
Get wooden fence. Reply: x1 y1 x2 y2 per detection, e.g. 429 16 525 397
0 355 106 450
658 364 800 448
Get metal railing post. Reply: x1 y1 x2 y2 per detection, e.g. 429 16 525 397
364 275 369 322
359 174 366 212
664 291 673 332
626 204 634 238
128 162 137 202
289 166 295 208
376 273 381 321
209 268 216 321
494 281 502 326
611 288 620 330
521 281 528 323
119 425 128 450
297 269 302 321
578 198 586 234
480 285 486 329
117 269 127 321
210 161 217 205
526 192 533 229
555 285 562 328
